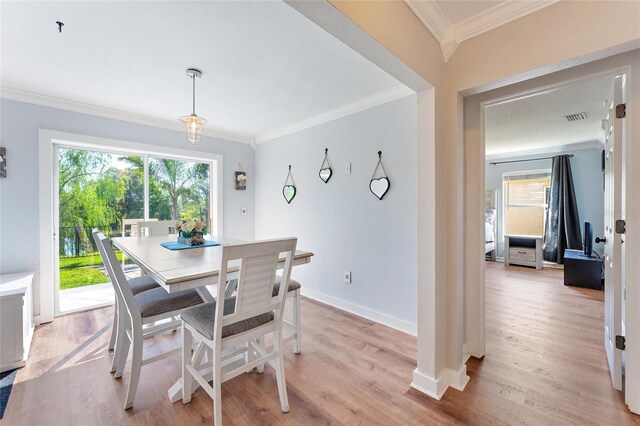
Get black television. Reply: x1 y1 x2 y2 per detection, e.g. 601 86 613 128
583 221 593 257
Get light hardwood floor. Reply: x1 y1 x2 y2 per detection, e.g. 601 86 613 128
4 263 639 425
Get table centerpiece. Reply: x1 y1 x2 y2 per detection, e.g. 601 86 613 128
175 220 207 246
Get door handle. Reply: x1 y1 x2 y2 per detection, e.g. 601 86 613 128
595 236 607 244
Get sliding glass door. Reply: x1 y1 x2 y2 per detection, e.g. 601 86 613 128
148 157 210 226
55 146 214 315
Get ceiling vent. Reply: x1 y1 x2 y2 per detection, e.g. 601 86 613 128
565 112 588 122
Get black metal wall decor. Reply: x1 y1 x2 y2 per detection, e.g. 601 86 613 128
318 148 332 183
282 165 296 204
369 150 390 200
0 147 6 178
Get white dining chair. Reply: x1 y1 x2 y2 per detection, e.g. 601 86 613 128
180 238 297 425
95 231 206 409
92 230 160 371
137 220 176 236
272 276 302 354
226 275 302 354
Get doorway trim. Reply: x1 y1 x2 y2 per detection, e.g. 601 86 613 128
37 129 224 324
467 66 629 357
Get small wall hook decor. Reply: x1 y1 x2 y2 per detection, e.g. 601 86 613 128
283 165 297 204
319 148 333 183
369 150 390 200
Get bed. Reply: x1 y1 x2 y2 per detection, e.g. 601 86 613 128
485 189 497 261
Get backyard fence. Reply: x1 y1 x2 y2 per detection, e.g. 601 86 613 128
59 224 120 258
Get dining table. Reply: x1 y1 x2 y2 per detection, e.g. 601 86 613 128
111 234 313 403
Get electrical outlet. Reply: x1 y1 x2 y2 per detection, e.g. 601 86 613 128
345 163 351 174
344 271 351 283
241 207 247 216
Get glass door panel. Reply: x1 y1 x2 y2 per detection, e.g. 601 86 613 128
57 148 143 314
148 157 211 228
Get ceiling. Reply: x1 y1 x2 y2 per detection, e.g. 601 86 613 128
406 0 557 61
0 1 405 143
434 1 502 25
485 75 614 157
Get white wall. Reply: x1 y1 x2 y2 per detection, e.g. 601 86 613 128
486 148 605 257
0 99 255 315
255 95 418 333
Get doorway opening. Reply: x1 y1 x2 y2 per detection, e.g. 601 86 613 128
476 69 629 401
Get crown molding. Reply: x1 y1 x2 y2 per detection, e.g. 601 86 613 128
0 87 254 145
405 0 558 63
441 39 459 63
485 140 603 161
2 85 416 148
453 0 558 44
405 0 449 43
254 85 415 144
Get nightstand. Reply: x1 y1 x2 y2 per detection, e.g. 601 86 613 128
505 235 543 270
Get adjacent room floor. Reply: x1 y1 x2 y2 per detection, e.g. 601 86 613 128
3 264 637 424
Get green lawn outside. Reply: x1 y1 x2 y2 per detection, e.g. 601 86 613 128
59 251 131 269
59 251 135 289
59 267 109 290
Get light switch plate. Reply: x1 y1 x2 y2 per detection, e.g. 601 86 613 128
345 163 351 174
344 271 351 283
241 207 247 216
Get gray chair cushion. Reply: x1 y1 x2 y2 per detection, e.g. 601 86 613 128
135 287 204 318
181 297 274 340
128 275 160 295
272 275 301 297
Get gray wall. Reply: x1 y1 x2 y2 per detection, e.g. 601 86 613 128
485 147 604 257
255 95 418 332
0 99 255 312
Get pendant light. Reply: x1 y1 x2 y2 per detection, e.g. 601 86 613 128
179 68 207 145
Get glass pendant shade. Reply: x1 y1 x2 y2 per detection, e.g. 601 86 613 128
179 68 206 145
180 114 206 145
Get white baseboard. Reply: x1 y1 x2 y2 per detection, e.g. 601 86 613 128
411 364 469 400
300 288 417 336
447 364 470 391
411 369 448 400
462 342 471 363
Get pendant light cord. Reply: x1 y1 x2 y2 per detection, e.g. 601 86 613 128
192 75 196 115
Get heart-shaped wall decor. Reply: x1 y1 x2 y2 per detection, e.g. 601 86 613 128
369 177 390 200
283 185 296 204
319 167 332 183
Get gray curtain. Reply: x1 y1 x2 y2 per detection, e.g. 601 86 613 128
543 155 582 264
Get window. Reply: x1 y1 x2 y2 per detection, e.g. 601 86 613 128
503 171 551 236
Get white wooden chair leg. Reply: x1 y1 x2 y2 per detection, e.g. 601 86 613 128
108 298 118 352
246 340 254 373
111 310 123 373
114 326 130 379
124 329 143 410
293 289 301 354
182 325 193 404
273 328 289 413
212 349 223 426
257 336 265 374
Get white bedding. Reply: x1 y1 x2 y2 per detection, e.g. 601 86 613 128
485 221 494 243
485 208 497 254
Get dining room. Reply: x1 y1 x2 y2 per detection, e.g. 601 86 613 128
4 1 640 424
0 1 422 423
